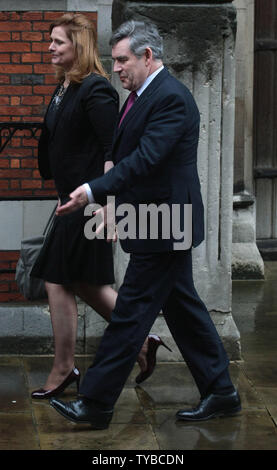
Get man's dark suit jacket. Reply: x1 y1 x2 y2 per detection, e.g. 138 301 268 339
37 73 119 199
89 67 204 253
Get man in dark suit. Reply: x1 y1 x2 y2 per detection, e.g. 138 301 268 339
50 20 241 430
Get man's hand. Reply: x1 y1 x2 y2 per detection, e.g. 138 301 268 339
56 185 89 216
94 203 117 242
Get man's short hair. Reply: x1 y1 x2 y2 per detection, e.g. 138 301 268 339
110 20 163 60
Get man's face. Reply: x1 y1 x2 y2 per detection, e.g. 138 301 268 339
112 38 149 91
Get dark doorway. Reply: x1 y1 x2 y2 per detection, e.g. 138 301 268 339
254 0 277 259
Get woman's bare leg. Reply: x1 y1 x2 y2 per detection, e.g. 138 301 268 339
44 281 78 390
73 283 148 373
73 283 116 321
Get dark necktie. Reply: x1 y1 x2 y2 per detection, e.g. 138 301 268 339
118 91 137 127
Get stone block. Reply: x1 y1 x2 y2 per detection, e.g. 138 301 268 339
232 242 265 279
83 304 107 354
233 207 256 243
0 201 23 250
0 0 66 10
0 200 57 250
0 303 85 354
22 200 57 239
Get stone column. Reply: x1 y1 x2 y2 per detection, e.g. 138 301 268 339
111 0 241 359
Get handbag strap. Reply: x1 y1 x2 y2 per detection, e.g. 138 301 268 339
43 204 58 236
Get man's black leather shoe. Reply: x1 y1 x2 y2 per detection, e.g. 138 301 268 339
176 390 241 422
50 396 113 430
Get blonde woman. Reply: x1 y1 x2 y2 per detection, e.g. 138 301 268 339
31 14 163 399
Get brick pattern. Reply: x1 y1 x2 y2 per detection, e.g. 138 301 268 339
0 11 97 302
0 10 97 198
0 251 25 301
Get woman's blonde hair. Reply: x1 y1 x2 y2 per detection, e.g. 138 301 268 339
49 13 109 83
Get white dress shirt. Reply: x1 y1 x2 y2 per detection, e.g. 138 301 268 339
83 65 164 203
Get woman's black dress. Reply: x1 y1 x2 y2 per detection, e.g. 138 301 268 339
31 75 119 285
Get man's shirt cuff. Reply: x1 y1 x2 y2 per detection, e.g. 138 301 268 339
83 183 94 204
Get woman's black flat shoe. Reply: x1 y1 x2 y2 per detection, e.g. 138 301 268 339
31 367 80 399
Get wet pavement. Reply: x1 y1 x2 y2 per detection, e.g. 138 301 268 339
1 262 277 451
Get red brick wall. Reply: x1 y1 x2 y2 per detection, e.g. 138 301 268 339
0 251 22 301
0 10 97 198
0 10 97 302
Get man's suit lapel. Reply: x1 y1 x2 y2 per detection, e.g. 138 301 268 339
113 67 169 146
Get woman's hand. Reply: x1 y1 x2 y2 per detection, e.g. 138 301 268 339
56 185 88 216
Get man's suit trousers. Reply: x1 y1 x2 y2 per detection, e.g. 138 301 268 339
80 250 233 407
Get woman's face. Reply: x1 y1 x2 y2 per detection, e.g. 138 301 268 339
49 26 75 71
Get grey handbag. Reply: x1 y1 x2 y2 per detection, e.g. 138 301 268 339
15 204 57 300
